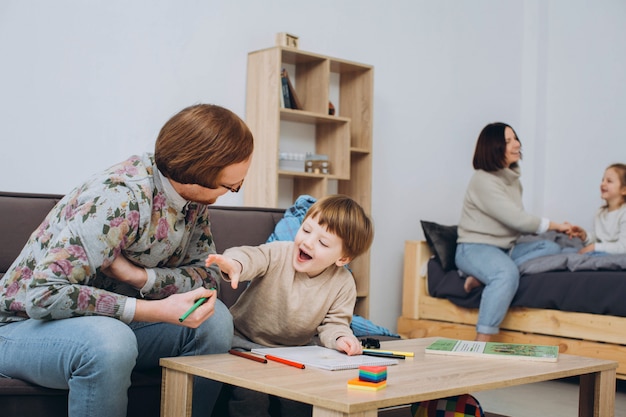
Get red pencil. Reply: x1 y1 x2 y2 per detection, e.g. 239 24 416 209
228 349 267 364
265 354 306 369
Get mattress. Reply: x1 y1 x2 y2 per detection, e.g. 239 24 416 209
427 258 626 317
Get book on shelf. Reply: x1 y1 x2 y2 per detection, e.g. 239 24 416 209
251 345 399 371
279 82 285 108
425 338 559 362
280 69 292 109
280 68 302 110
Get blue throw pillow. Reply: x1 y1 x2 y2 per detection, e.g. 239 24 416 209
267 195 316 242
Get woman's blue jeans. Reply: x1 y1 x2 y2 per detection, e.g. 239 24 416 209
455 240 560 335
0 299 233 417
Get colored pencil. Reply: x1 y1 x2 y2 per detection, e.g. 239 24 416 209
228 349 268 364
363 348 414 357
265 354 306 369
362 351 405 360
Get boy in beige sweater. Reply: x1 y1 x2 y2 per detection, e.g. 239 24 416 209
205 194 374 417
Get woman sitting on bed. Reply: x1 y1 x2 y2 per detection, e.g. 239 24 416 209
454 122 573 342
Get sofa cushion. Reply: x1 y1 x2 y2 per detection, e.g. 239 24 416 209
420 220 458 271
207 205 284 307
0 378 68 417
0 192 63 274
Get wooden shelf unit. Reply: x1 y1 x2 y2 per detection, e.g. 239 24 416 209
244 46 373 317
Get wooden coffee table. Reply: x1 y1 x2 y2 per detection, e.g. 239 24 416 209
160 338 617 417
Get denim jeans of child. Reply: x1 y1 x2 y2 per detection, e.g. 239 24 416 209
455 240 560 335
0 299 233 417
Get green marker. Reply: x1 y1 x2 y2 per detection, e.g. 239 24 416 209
178 288 216 322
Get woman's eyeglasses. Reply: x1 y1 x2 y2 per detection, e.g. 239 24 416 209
220 179 244 193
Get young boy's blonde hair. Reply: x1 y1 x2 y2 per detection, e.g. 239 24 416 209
303 194 374 260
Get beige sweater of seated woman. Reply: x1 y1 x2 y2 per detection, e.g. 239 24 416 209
457 166 542 249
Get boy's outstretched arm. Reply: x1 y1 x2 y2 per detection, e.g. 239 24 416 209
205 254 243 289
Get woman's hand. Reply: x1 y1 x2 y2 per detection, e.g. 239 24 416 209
335 336 363 356
102 256 148 289
134 287 217 328
550 221 573 234
205 254 242 289
568 225 588 241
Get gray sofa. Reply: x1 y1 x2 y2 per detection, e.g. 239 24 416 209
0 191 286 417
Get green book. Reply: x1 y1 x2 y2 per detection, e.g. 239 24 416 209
425 338 559 362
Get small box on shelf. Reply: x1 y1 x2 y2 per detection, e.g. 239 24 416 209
305 153 329 175
279 152 306 172
276 32 299 49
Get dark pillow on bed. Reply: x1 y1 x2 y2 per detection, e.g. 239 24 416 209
420 220 458 271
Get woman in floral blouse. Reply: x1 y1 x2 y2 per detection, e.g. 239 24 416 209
0 103 253 417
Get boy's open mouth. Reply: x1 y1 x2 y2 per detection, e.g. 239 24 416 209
299 249 312 261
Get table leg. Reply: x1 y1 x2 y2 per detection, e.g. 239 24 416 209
161 368 194 417
578 369 616 417
312 406 377 417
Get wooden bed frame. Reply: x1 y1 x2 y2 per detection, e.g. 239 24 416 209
397 240 626 380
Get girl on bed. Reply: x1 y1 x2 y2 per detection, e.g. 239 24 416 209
568 163 626 255
455 122 573 342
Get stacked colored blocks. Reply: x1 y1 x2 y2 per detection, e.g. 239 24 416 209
347 365 387 391
359 365 387 382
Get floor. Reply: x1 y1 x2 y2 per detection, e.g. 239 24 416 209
472 377 626 417
378 378 626 417
379 405 505 417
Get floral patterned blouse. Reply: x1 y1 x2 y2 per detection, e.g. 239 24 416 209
0 153 220 325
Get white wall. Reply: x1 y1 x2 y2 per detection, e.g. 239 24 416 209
1 0 624 331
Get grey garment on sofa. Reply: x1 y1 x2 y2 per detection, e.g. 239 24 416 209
516 230 626 274
518 252 626 274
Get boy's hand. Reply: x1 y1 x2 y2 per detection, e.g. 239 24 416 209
205 254 242 289
335 335 363 356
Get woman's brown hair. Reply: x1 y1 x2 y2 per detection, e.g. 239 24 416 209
155 104 254 188
473 122 521 172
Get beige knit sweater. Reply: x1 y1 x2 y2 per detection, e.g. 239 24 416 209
457 167 542 249
226 241 356 349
